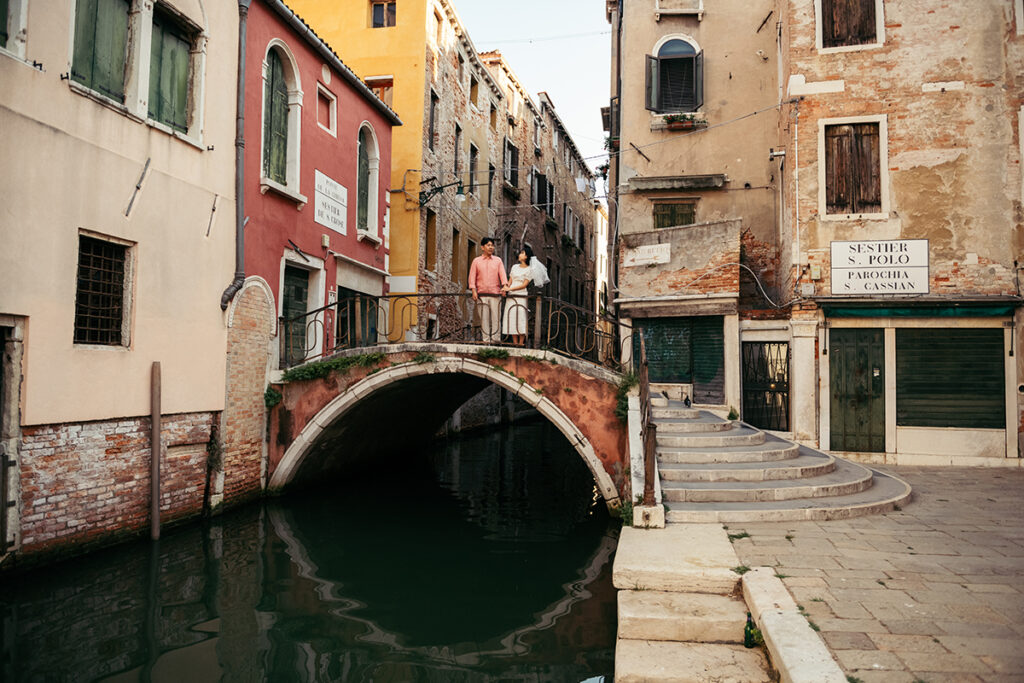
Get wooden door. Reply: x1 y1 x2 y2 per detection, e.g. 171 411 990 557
829 328 885 452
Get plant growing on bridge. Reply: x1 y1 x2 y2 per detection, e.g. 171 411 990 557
412 352 436 364
615 371 638 423
264 385 283 408
476 347 509 361
618 498 633 527
281 352 386 382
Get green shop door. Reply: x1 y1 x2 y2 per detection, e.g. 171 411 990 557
829 328 885 452
282 265 310 364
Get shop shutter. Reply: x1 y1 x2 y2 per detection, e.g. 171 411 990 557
896 328 1005 429
635 318 693 384
691 316 724 404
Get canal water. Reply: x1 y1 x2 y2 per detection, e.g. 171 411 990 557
0 418 618 682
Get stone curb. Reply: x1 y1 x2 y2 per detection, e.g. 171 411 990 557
741 567 846 683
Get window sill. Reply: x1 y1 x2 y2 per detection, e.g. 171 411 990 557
146 118 204 151
68 80 143 122
357 230 383 246
817 41 884 55
260 178 308 208
0 45 34 68
820 211 888 222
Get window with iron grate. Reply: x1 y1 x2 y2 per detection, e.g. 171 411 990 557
74 235 129 346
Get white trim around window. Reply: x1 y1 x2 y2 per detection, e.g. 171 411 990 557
814 0 885 54
1 0 29 60
260 38 304 204
817 114 889 222
316 83 337 137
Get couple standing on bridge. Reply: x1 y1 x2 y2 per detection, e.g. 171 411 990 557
468 237 549 346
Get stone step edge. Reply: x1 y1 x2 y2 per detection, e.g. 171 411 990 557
663 479 912 523
659 457 835 482
659 469 873 503
615 638 772 683
657 445 796 464
617 590 746 644
742 567 846 683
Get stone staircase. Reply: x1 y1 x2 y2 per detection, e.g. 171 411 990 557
650 394 911 523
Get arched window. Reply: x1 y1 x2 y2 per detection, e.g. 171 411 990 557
356 125 380 235
261 42 304 200
263 49 288 183
645 37 703 113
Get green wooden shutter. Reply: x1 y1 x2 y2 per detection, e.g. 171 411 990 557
691 316 724 404
149 11 191 132
1 0 10 48
357 128 369 231
263 50 288 183
896 328 1005 429
72 0 129 102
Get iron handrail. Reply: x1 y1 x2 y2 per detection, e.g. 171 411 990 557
638 335 657 507
278 291 632 373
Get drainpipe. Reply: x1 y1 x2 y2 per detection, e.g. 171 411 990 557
150 361 161 541
221 0 252 310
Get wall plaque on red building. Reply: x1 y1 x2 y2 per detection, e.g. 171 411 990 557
831 239 929 294
314 170 348 234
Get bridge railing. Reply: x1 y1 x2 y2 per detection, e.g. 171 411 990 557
279 292 633 373
637 335 657 507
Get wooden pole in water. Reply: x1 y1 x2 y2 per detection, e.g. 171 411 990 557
151 361 161 541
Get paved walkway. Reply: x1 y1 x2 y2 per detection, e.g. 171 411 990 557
728 466 1024 683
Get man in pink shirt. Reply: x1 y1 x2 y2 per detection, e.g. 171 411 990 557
468 237 508 343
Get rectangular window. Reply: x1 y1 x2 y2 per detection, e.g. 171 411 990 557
148 7 192 132
367 77 393 108
503 138 519 187
454 124 462 176
316 84 337 135
645 51 704 113
824 122 880 215
457 52 465 85
74 235 129 346
487 163 495 207
466 239 477 286
469 75 479 107
72 0 130 102
489 103 497 129
469 144 479 195
428 91 438 151
821 0 877 48
371 1 396 28
533 118 541 152
896 328 1005 429
451 228 460 284
434 9 443 45
425 209 437 272
653 200 696 229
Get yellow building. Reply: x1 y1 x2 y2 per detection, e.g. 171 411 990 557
288 0 506 339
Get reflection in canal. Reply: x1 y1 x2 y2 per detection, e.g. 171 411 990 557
0 418 618 682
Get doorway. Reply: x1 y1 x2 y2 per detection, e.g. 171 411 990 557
829 328 885 452
742 342 790 431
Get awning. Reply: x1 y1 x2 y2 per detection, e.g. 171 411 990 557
821 301 1018 318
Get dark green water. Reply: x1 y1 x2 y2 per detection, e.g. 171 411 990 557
0 419 618 682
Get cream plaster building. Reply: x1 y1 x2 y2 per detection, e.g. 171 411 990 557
0 0 238 558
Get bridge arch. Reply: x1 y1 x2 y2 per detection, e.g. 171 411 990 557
267 347 625 510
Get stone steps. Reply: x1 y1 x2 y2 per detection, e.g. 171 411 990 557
652 405 701 420
618 590 746 643
647 399 912 523
660 451 835 482
660 457 871 503
615 640 771 683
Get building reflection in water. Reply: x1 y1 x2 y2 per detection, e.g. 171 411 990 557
0 419 617 682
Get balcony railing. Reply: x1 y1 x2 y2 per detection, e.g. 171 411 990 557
279 292 632 373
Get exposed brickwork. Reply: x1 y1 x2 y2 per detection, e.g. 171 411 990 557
19 411 215 557
739 229 780 311
221 282 276 507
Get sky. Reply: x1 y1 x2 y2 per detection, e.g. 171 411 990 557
452 0 613 175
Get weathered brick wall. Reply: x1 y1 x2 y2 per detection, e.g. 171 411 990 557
19 411 215 557
619 219 741 297
221 280 276 507
739 228 781 311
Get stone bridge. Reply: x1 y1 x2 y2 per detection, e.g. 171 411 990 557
265 344 629 510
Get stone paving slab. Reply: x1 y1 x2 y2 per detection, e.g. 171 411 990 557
727 466 1024 683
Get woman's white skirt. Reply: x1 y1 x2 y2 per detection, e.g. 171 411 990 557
502 294 528 336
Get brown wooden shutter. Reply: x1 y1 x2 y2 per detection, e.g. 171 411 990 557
822 0 876 48
852 123 881 212
825 125 853 214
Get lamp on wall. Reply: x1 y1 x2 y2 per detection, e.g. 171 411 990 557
419 178 466 206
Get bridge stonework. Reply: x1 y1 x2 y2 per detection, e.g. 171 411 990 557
266 345 629 510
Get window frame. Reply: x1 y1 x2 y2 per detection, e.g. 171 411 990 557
69 0 207 144
814 0 885 53
74 231 134 348
468 143 479 195
645 35 704 115
371 1 396 28
356 123 381 241
817 114 889 221
260 40 306 205
316 83 337 136
1 0 28 60
652 198 698 229
428 90 439 152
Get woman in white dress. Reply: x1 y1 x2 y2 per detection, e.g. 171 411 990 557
501 246 535 345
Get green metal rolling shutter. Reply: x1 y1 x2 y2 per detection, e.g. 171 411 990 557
896 328 1005 429
691 316 724 404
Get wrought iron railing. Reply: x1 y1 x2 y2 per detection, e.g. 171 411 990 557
637 335 657 507
279 292 632 373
